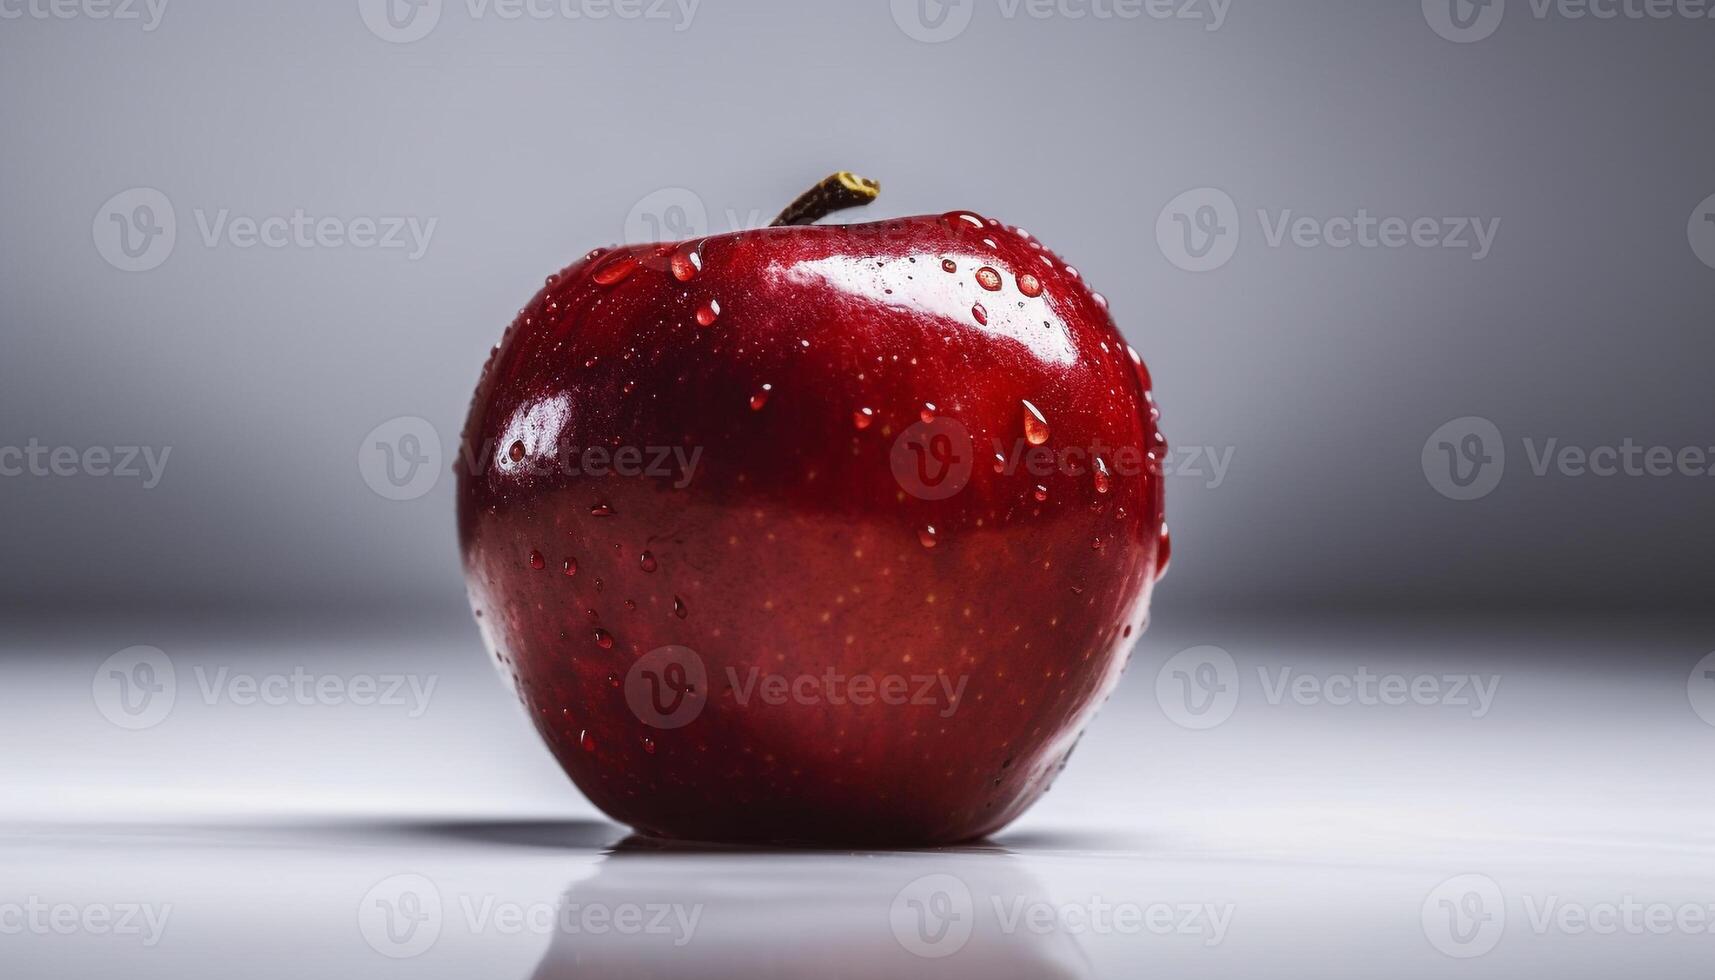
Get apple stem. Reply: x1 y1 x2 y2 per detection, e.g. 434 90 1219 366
770 172 881 227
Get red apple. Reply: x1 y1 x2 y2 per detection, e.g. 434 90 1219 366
458 174 1168 845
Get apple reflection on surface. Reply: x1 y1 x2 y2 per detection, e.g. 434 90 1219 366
526 839 1092 979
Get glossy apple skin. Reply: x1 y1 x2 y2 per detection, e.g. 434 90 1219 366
458 211 1167 846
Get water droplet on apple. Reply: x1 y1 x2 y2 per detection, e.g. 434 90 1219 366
1093 457 1112 494
1034 485 1049 502
563 557 578 577
1157 524 1172 578
528 550 545 571
641 736 656 754
992 453 1007 474
670 243 702 282
592 252 638 286
943 210 986 231
919 525 938 549
920 403 937 423
696 299 721 327
1093 292 1109 310
1018 273 1043 297
639 551 657 573
750 384 773 411
508 440 526 463
581 730 597 752
941 258 957 273
593 628 615 649
1022 400 1051 445
853 407 875 430
971 303 988 326
591 503 614 517
975 267 1003 291
674 595 688 619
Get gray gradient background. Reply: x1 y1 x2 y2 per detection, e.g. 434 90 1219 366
3 0 1711 619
